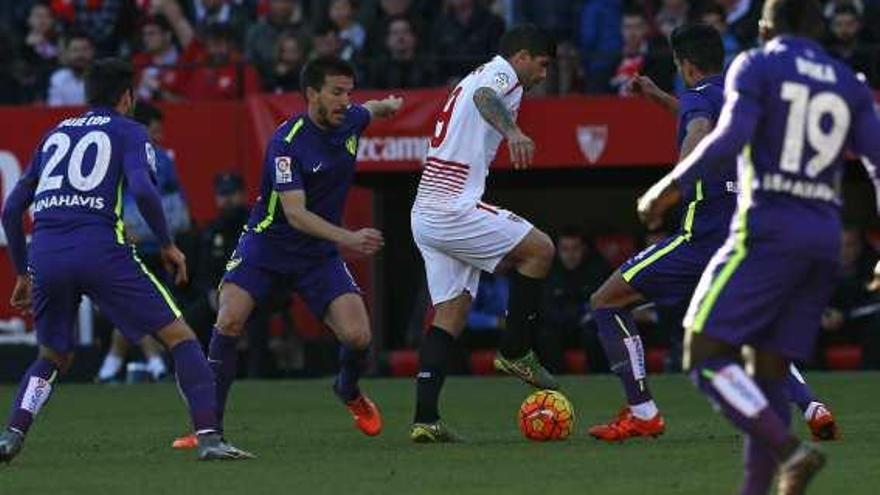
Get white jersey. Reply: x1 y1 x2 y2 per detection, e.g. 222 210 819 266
413 55 523 214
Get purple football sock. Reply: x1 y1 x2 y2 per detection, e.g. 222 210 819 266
593 308 653 405
208 328 238 429
739 377 791 495
171 339 219 434
6 358 58 435
784 365 817 413
335 346 367 402
690 357 795 457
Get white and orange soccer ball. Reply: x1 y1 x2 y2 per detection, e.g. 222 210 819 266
518 389 575 441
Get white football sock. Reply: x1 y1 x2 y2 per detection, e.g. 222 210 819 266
146 355 167 380
804 401 824 420
630 400 659 420
97 354 123 381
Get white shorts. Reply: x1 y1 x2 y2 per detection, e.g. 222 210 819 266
411 202 533 304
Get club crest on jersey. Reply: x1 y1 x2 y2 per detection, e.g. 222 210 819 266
345 135 357 156
493 72 511 92
577 125 608 164
275 156 292 183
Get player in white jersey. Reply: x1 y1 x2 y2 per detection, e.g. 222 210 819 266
410 25 558 442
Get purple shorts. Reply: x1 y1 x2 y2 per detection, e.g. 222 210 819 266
684 240 838 361
222 234 360 319
30 243 181 354
620 233 718 308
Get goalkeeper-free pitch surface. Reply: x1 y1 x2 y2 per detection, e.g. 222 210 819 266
1 373 877 494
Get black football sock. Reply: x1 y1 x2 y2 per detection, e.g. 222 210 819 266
499 271 543 360
414 326 456 424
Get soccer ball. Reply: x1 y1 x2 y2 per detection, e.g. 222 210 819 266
518 389 575 441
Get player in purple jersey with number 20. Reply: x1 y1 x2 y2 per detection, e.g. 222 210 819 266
0 59 250 462
640 1 880 494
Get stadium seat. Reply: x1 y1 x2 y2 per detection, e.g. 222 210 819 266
646 348 668 374
388 350 419 377
825 345 862 370
594 234 637 267
469 349 497 375
564 350 588 374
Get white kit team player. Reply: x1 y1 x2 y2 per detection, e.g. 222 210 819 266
408 25 560 443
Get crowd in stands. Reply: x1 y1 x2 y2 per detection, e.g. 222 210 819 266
2 0 880 106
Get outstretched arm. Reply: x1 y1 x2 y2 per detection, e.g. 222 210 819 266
628 75 679 114
362 95 404 119
473 87 533 168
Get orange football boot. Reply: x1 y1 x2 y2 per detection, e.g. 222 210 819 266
344 394 383 436
588 406 666 442
171 433 198 450
806 403 839 441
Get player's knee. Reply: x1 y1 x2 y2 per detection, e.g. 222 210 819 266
215 312 247 337
156 319 198 349
345 327 372 351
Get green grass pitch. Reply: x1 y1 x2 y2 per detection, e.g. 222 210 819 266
1 373 877 494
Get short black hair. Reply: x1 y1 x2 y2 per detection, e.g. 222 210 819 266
763 0 825 39
314 19 340 37
386 14 414 32
300 55 355 98
693 2 726 20
833 4 862 20
64 30 93 47
85 58 134 107
622 6 648 21
133 101 163 126
202 23 235 42
499 24 555 59
670 23 724 74
557 225 585 241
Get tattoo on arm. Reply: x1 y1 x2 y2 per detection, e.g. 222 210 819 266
473 87 517 136
679 117 712 161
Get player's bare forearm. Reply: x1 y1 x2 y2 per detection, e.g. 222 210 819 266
363 96 404 119
285 206 350 244
679 117 712 161
473 87 519 137
651 91 679 114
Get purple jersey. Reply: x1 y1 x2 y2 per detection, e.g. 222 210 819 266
244 105 371 268
22 107 165 248
673 36 880 261
676 74 736 244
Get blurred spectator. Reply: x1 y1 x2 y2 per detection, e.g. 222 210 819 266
431 0 505 83
579 0 622 94
655 0 689 39
47 31 94 106
365 15 436 88
696 2 742 67
180 0 250 42
823 0 865 18
0 31 26 105
51 0 136 56
133 15 186 101
539 227 612 373
264 31 305 93
610 7 675 95
713 0 761 49
361 0 426 57
826 4 879 86
816 227 880 369
466 273 508 333
312 21 344 59
328 0 366 61
22 2 60 101
245 0 307 85
181 23 261 100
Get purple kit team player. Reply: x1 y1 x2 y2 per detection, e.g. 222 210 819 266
172 56 403 451
640 1 880 494
0 59 250 462
589 24 837 443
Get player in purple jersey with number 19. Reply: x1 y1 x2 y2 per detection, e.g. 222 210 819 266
0 59 250 462
640 1 880 493
171 56 403 451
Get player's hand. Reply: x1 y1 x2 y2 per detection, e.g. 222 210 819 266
637 176 682 230
379 95 404 117
507 129 535 170
868 259 880 291
628 74 661 99
160 244 188 286
343 228 384 256
9 275 32 315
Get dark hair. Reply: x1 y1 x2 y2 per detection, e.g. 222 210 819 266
141 15 172 33
833 4 862 20
133 101 163 125
64 30 93 47
386 14 414 32
670 23 724 74
314 19 340 37
557 225 584 241
763 0 825 39
85 58 134 107
300 55 355 98
201 23 235 42
693 2 725 20
622 6 648 21
499 24 555 58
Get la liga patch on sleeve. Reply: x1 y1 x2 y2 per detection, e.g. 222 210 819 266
492 72 511 92
275 156 293 183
